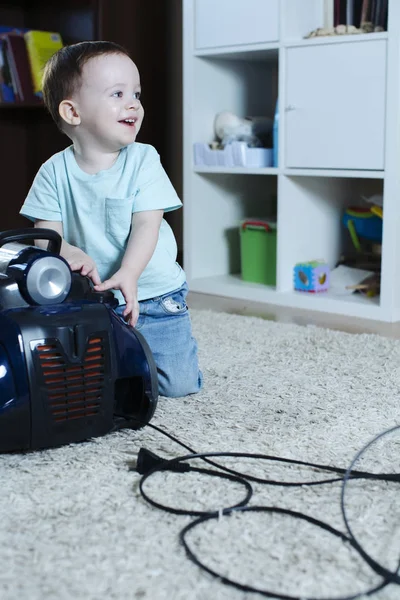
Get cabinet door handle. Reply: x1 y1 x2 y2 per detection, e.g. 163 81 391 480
285 104 296 112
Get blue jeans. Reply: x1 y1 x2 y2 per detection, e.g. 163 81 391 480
115 282 202 398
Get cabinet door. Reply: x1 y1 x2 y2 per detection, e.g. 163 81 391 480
195 0 279 49
285 40 386 170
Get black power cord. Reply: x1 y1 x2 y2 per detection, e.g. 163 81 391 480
180 507 390 600
138 450 253 517
127 418 400 599
341 424 400 587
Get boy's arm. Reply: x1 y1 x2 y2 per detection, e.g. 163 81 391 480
94 209 164 325
121 209 164 279
34 220 101 285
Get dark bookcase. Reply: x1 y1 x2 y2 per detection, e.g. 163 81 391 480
0 0 178 232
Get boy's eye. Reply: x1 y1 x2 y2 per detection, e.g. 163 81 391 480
133 91 141 100
113 91 123 98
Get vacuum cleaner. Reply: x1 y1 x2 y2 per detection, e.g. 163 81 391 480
0 228 158 453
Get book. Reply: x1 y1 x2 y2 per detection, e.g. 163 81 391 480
336 0 347 25
369 0 376 25
360 0 371 24
374 0 388 29
3 37 21 101
334 0 341 25
337 0 364 27
0 38 15 103
4 33 36 103
352 0 364 26
346 0 354 26
0 26 30 103
24 30 63 95
0 25 28 35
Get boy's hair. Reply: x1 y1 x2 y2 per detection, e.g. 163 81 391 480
42 40 130 130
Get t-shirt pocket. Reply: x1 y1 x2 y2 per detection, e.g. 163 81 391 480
105 197 134 247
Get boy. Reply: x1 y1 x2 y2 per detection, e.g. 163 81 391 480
19 40 202 398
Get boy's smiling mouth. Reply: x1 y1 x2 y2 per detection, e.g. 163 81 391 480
119 118 137 127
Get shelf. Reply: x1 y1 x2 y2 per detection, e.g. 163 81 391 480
0 102 44 109
192 32 388 59
194 167 383 178
189 275 277 303
195 166 278 176
188 275 384 321
194 42 279 61
284 31 388 48
283 168 385 179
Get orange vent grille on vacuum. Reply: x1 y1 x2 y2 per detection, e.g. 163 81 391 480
36 337 105 423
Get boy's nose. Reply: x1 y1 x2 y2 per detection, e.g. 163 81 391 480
127 98 140 110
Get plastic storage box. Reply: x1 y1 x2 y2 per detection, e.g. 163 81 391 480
240 220 277 286
194 142 273 168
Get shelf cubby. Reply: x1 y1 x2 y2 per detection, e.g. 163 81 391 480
190 53 278 149
186 172 277 283
278 175 383 308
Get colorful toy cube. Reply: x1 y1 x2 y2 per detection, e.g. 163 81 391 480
294 261 329 293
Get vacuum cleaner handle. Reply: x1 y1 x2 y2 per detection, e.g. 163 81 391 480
0 228 62 254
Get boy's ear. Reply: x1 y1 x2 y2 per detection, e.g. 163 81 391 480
59 100 81 126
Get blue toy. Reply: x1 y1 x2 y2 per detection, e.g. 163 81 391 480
342 207 382 250
294 261 329 293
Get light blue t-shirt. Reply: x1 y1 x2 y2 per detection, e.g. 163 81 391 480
20 143 186 304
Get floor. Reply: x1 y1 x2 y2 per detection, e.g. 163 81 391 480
188 292 400 339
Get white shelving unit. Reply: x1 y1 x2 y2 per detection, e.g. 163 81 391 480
183 0 400 322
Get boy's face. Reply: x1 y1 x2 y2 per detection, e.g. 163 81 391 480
71 53 144 151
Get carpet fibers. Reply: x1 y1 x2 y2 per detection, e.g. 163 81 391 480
2 309 400 600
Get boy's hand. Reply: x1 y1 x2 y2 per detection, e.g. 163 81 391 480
33 222 101 286
94 267 139 327
64 248 101 286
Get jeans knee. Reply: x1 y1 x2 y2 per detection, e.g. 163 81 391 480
159 370 203 398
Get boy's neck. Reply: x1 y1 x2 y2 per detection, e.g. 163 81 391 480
71 143 121 175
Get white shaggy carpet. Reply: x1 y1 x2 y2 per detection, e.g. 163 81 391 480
2 309 400 600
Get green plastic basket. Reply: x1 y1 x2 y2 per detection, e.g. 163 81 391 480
240 220 277 286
